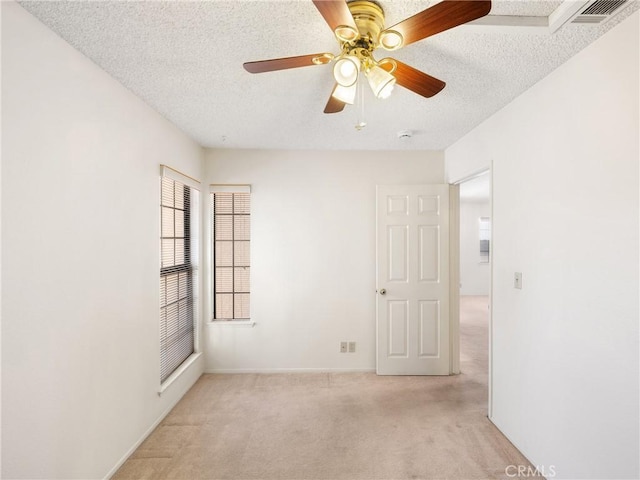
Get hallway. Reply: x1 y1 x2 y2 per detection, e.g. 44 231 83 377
460 295 490 379
114 296 537 480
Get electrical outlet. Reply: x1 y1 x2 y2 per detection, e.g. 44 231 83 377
340 342 348 353
348 342 356 353
514 272 523 289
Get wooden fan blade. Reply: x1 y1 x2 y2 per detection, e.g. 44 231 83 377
383 60 446 98
324 84 346 113
312 0 357 33
243 53 330 73
387 0 491 47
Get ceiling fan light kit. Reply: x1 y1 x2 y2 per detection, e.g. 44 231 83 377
333 55 361 87
332 83 357 104
365 64 396 99
243 0 492 126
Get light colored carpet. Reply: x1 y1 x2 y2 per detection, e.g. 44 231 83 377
113 296 538 480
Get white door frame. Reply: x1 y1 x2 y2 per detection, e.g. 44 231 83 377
449 185 461 375
450 167 493 418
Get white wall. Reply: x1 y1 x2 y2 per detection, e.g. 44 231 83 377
0 3 3 474
446 12 639 480
459 200 490 296
203 149 444 372
1 3 204 479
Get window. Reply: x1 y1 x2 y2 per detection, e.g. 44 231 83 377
479 216 491 263
160 167 199 384
211 186 251 320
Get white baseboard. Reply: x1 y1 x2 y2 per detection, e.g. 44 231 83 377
204 367 376 374
488 415 543 473
103 370 202 479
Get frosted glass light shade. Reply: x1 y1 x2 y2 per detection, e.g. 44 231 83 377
366 65 396 99
333 56 360 87
332 83 357 105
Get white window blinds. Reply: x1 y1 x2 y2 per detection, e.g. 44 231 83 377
160 167 199 383
211 185 251 320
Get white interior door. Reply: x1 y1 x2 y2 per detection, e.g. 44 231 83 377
376 185 450 375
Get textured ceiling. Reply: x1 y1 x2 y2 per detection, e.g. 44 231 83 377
18 0 639 151
490 0 563 15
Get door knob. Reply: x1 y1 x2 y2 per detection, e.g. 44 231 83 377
379 288 386 295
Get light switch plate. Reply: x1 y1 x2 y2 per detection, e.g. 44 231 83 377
514 272 523 289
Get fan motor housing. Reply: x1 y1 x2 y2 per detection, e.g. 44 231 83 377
348 0 386 45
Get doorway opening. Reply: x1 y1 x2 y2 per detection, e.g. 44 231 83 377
456 171 491 414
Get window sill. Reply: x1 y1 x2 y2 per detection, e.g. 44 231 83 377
209 320 256 327
158 352 202 396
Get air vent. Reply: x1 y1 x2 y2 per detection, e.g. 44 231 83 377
572 0 628 24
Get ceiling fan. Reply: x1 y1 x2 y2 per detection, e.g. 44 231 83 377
243 0 491 118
